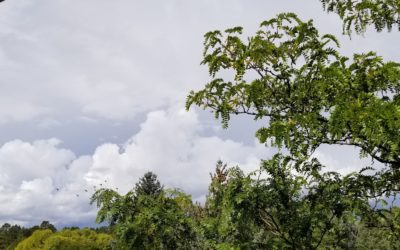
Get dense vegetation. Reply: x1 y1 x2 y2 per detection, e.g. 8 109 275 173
14 228 112 250
0 222 111 250
8 167 398 249
2 0 400 249
0 221 56 249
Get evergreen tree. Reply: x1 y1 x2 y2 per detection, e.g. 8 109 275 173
134 171 163 197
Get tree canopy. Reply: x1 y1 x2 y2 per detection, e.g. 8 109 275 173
186 12 400 193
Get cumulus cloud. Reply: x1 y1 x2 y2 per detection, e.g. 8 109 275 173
0 106 383 227
84 106 272 197
0 138 75 187
0 106 272 227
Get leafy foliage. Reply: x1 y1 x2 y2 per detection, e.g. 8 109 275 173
354 207 400 249
91 173 200 249
0 224 28 250
200 161 258 249
186 13 400 193
186 11 400 248
0 221 57 250
320 0 400 34
202 160 400 249
14 228 113 250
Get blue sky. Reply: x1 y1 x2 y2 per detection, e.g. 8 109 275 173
0 0 398 227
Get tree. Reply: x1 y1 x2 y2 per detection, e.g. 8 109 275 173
0 223 31 250
39 221 57 233
353 207 400 249
320 0 400 34
186 11 400 248
199 158 374 249
200 162 270 249
90 172 164 228
186 12 400 194
91 172 201 249
134 171 163 197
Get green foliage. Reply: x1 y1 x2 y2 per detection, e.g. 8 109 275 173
14 228 113 250
249 156 368 249
0 221 56 250
201 159 400 249
39 221 57 233
186 13 400 190
91 188 133 226
14 229 53 250
186 12 400 248
201 159 364 249
91 173 200 249
115 192 199 249
0 223 29 250
320 0 400 34
199 162 265 249
134 171 163 197
354 209 400 249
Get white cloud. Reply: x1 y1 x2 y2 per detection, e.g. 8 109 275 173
0 106 272 227
0 138 75 187
312 144 384 176
0 106 384 228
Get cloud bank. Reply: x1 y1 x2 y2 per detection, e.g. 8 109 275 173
0 106 272 227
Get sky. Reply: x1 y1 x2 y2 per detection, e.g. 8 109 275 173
0 0 399 228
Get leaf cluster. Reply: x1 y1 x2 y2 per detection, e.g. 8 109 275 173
320 0 400 34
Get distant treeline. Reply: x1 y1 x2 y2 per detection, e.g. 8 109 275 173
0 221 111 249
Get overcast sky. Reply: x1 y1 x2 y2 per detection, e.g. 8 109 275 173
0 0 398 228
